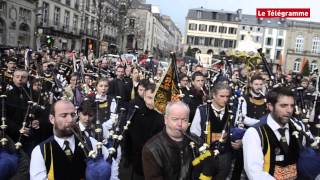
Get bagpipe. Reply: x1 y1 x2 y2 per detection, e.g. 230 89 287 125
190 101 235 179
289 116 320 179
0 95 19 180
70 123 112 180
104 104 139 162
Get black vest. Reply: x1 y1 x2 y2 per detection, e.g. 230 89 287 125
39 136 87 180
244 95 268 120
199 105 232 153
257 123 300 176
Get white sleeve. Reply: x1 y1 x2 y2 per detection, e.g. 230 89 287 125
102 119 114 139
241 97 260 126
242 127 275 180
190 108 202 137
110 98 117 113
30 146 48 180
110 146 121 180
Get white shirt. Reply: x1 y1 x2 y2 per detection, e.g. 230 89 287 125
237 96 261 127
30 135 119 180
190 104 225 137
242 114 290 180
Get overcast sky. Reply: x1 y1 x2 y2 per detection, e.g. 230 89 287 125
146 0 320 34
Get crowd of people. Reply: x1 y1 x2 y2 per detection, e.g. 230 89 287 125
0 47 319 180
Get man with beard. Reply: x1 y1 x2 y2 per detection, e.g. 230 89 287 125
243 87 302 179
183 71 207 123
29 100 117 180
238 74 268 127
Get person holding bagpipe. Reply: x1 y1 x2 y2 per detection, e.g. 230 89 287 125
142 101 201 180
190 82 241 180
242 87 320 180
0 94 29 180
29 100 119 180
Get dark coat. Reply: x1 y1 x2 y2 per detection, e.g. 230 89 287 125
123 99 164 175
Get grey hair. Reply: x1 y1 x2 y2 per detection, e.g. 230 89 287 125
211 81 231 95
165 101 190 118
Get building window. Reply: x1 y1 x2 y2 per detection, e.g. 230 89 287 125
266 48 271 55
63 10 70 31
73 14 78 32
212 12 217 19
277 39 283 47
293 59 301 72
228 27 237 34
74 0 79 10
266 37 273 46
240 35 245 40
295 35 304 52
42 2 49 25
256 36 261 42
65 0 71 6
250 27 253 31
199 37 205 45
19 8 31 23
188 23 197 30
218 26 227 33
53 7 60 26
257 27 261 32
242 26 245 30
208 25 217 32
312 36 320 54
224 39 236 48
196 10 202 19
194 36 199 45
311 60 317 72
268 28 272 35
187 36 194 44
278 30 284 36
199 24 207 31
276 50 281 60
214 38 223 47
86 0 90 11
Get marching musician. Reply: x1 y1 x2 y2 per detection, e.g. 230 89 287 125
142 101 198 180
88 77 117 125
130 67 140 100
190 82 241 180
242 87 303 179
238 74 268 127
62 72 84 108
122 83 164 180
77 100 95 138
30 100 119 180
183 71 207 123
5 70 35 148
179 73 190 97
1 57 17 92
108 65 133 103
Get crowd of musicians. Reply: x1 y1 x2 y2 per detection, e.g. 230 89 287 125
0 47 319 180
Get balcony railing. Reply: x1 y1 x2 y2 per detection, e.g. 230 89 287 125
37 19 80 36
287 49 320 57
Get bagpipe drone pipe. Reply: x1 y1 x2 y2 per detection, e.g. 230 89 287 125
0 95 19 179
289 117 320 179
70 122 112 180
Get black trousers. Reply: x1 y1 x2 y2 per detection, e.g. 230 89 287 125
202 152 232 180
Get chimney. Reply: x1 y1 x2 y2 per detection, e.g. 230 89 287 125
237 9 242 21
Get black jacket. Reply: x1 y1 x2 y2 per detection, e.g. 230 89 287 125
142 129 195 180
123 100 164 175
